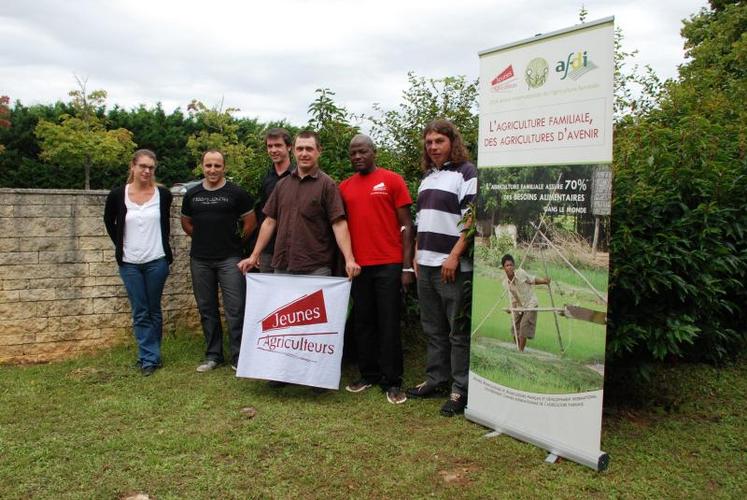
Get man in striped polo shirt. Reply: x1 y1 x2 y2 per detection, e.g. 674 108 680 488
406 119 477 417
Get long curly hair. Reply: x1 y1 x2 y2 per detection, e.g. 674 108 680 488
420 119 470 172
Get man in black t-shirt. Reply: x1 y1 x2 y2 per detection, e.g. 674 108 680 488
181 150 255 372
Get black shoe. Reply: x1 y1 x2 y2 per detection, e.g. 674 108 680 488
406 381 449 399
141 365 157 377
440 393 467 417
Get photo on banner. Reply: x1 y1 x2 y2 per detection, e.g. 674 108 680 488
466 18 614 471
472 164 610 394
236 274 351 389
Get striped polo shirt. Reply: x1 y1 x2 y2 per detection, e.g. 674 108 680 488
415 160 477 271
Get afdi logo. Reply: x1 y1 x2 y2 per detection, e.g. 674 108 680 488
556 50 598 81
257 290 336 359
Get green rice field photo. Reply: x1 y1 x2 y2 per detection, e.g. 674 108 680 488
471 165 610 394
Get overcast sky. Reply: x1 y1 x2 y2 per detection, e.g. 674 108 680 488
1 0 707 127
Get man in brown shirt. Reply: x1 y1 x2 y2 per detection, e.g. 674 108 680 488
238 130 360 279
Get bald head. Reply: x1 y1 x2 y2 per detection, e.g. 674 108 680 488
350 134 376 151
349 134 377 174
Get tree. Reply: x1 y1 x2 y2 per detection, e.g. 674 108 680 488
613 28 664 123
0 96 9 154
608 0 747 369
367 72 478 194
306 88 359 181
35 78 135 190
185 99 261 192
107 103 196 187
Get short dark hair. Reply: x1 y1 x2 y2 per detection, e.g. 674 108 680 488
421 119 470 171
294 130 322 150
349 134 376 152
501 254 515 266
201 149 225 164
265 127 292 147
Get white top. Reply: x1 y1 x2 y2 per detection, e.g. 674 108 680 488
503 268 539 308
123 184 165 264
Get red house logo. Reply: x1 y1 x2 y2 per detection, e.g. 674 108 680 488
491 65 518 93
260 289 328 332
492 65 515 86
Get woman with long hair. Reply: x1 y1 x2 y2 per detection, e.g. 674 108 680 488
104 149 173 376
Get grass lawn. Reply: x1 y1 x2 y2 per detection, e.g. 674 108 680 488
1 332 745 498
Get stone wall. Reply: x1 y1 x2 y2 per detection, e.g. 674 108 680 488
0 188 200 364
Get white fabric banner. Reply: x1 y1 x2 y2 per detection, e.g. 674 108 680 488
236 274 351 389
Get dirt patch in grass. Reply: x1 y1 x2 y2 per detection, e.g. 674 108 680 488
65 366 114 383
437 459 481 486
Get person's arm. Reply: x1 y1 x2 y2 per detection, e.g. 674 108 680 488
413 245 419 279
238 217 276 273
240 211 257 245
397 206 415 289
331 218 361 279
181 216 193 237
440 216 472 283
534 276 551 285
103 190 118 244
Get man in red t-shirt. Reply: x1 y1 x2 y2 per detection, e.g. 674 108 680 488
339 134 414 405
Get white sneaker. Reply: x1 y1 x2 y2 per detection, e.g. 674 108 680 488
196 360 219 372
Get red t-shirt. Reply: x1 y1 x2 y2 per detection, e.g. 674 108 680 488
340 167 412 266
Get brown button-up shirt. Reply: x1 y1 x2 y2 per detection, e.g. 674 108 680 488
263 167 346 273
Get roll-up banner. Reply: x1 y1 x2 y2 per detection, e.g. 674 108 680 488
467 17 614 471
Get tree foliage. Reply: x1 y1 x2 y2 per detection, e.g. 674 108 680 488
608 0 747 370
184 99 263 191
0 96 10 154
367 72 478 194
306 88 359 182
106 104 196 187
34 79 135 190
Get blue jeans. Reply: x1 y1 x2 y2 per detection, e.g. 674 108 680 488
190 256 246 365
119 257 170 368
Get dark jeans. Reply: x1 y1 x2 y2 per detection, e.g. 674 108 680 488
190 256 245 365
118 257 170 368
417 265 472 396
352 263 403 388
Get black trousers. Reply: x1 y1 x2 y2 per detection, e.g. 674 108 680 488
351 263 404 388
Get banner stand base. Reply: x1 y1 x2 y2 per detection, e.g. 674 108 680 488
545 453 559 464
466 408 610 472
482 430 502 439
